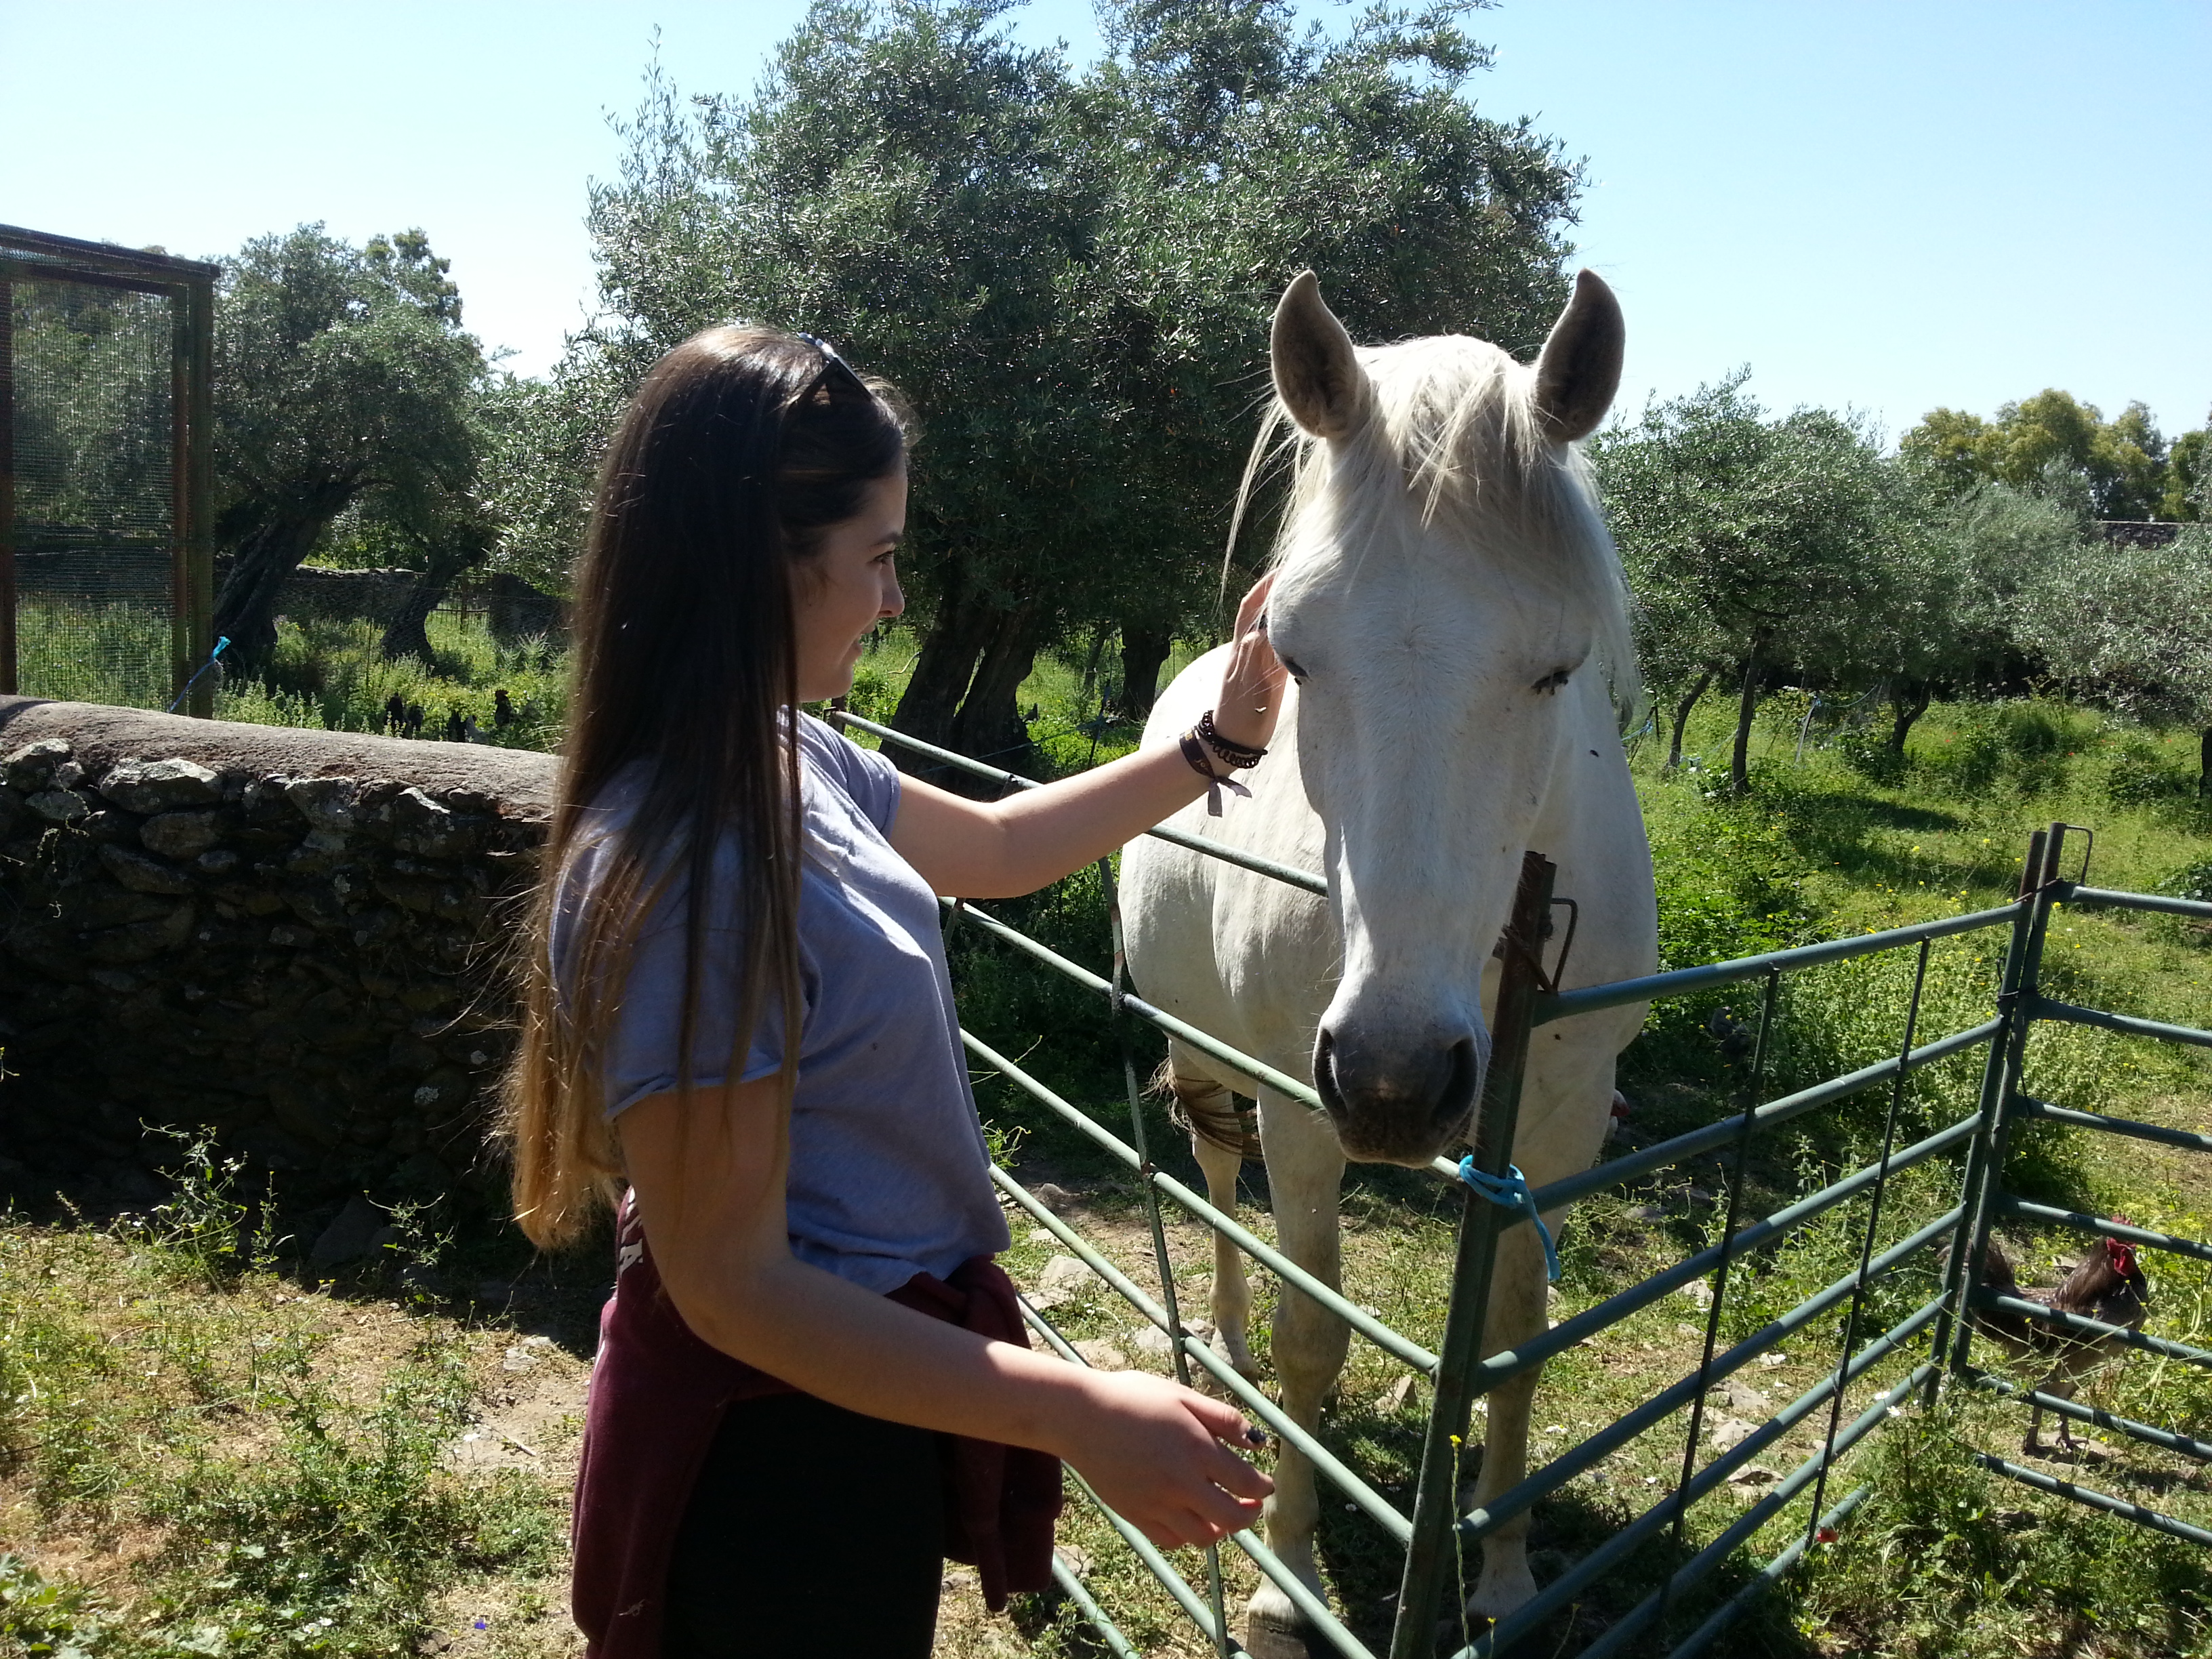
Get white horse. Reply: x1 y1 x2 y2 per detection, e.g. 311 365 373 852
1121 270 1657 1654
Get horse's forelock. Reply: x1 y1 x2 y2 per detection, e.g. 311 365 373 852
1235 333 1640 726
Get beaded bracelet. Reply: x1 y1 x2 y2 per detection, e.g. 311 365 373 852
1180 729 1252 817
1197 708 1268 770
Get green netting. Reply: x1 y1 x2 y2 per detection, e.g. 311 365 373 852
8 275 179 708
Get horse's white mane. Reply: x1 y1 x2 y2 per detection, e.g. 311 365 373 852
1229 333 1641 721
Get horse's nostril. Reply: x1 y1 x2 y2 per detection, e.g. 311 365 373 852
1435 1036 1480 1129
1313 1027 1345 1115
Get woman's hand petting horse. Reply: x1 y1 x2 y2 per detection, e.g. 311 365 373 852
887 573 1284 897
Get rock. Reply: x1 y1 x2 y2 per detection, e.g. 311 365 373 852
3 739 73 790
1027 1181 1075 1212
1703 1415 1755 1452
99 844 194 895
1381 1374 1419 1411
1725 1462 1780 1487
392 787 483 857
96 758 222 814
85 903 194 963
1028 1254 1094 1310
1710 1382 1771 1412
140 809 224 860
1757 1351 1788 1369
1072 1338 1130 1371
310 1193 388 1268
27 788 91 825
1129 1325 1175 1357
1054 1545 1094 1578
194 848 241 875
281 775 361 831
1675 1279 1715 1309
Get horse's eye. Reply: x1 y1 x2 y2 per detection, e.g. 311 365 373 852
1279 653 1309 684
1532 669 1572 694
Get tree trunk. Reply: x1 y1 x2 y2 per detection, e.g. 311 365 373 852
2200 726 2211 798
382 525 495 661
1887 681 1933 755
948 597 1044 779
1666 669 1713 771
1118 625 1174 722
889 565 998 771
211 510 341 669
1729 644 1762 793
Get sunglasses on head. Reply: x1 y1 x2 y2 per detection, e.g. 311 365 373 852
795 331 869 401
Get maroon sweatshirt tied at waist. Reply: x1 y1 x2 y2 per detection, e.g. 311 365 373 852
570 1193 1063 1658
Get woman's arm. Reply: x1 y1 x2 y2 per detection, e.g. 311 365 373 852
619 1076 1272 1549
888 576 1284 898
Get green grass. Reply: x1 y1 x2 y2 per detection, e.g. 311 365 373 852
0 1147 568 1658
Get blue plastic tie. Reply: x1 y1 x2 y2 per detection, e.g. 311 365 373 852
167 635 230 714
1456 1157 1560 1282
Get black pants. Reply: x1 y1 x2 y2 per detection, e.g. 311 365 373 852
663 1392 946 1658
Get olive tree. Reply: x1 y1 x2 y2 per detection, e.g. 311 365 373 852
567 0 1585 761
2019 526 2212 795
210 226 487 665
1595 375 1913 790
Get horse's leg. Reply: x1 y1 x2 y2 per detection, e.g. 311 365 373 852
1242 1090 1349 1659
1461 1218 1551 1621
1166 1050 1261 1382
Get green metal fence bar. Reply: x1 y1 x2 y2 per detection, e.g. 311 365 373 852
1972 1457 2212 1549
831 710 1329 896
2031 996 2212 1049
1470 1115 1977 1397
951 899 1325 1109
1996 1197 2212 1268
1941 827 2057 1386
1536 901 2022 1024
1959 1370 2212 1463
1973 1292 2212 1370
1467 1316 1946 1659
991 1162 1414 1540
1530 1017 2001 1214
2063 886 2212 922
964 1027 1439 1374
1048 1556 1145 1659
1389 853 1555 1659
1564 1362 1940 1659
2011 1096 2212 1155
1667 1486 1872 1659
1457 1204 1964 1546
1807 937 1932 1552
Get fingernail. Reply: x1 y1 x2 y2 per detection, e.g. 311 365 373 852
1244 1427 1269 1448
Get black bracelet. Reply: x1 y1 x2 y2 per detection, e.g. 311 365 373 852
1180 729 1251 817
1197 708 1267 769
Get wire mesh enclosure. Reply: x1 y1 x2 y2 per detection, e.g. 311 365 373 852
839 714 2210 1657
0 224 216 714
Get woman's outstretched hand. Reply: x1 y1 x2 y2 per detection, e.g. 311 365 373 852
1058 1370 1274 1549
1208 572 1286 756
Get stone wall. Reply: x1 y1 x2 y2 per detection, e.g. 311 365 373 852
0 696 556 1212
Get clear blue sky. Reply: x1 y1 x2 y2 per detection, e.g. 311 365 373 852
3 1 2205 444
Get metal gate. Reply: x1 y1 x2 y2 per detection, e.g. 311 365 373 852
0 224 217 714
838 714 2211 1656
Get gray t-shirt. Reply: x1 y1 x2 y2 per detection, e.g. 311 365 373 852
552 714 1008 1294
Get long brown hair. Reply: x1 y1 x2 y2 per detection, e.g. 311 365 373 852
508 326 909 1250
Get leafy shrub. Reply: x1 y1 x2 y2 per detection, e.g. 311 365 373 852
2102 731 2190 804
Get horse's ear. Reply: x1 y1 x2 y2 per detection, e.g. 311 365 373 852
1531 270 1624 444
1272 271 1374 440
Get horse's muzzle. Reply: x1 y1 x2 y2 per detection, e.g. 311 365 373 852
1312 1023 1486 1165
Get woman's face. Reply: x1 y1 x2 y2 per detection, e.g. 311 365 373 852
791 466 907 703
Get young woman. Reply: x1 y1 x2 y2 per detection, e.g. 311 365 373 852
508 325 1285 1658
